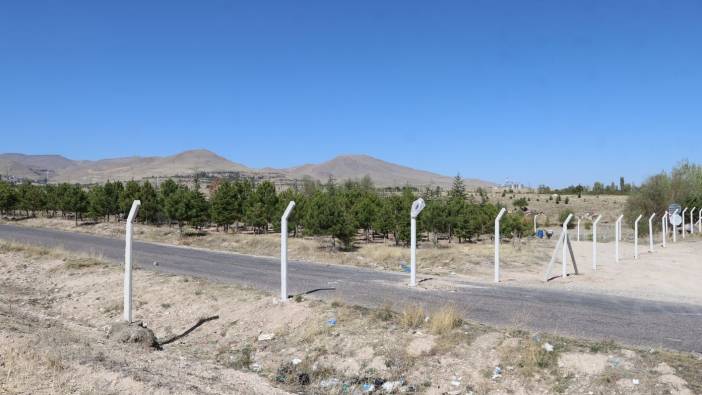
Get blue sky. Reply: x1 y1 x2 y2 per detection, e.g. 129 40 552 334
1 1 701 187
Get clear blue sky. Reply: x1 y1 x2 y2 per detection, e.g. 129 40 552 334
1 1 701 187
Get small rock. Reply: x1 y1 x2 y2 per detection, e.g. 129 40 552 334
153 261 159 266
292 358 302 365
107 321 159 350
543 342 554 352
632 378 640 385
250 363 262 372
492 366 502 380
258 333 275 341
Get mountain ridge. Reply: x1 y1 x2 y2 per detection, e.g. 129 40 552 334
0 150 495 189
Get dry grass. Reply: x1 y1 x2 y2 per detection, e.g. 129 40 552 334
0 240 106 272
64 256 104 270
651 349 702 394
373 303 395 322
400 304 426 329
299 321 333 344
429 305 461 335
0 240 55 257
499 333 561 379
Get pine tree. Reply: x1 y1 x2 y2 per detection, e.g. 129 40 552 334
352 191 379 242
139 181 160 224
0 181 17 215
165 186 190 234
44 184 59 217
88 185 108 221
448 174 466 201
210 180 237 231
421 198 448 247
245 181 278 233
64 185 88 225
188 189 210 230
120 180 141 218
232 179 253 231
103 180 123 221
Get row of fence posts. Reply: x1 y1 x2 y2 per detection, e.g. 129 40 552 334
119 200 702 321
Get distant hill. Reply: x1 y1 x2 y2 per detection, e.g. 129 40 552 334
282 154 492 189
56 149 250 184
0 154 75 181
0 149 494 189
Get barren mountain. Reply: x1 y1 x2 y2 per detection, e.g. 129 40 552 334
0 154 75 180
283 154 492 189
54 149 250 184
0 150 494 189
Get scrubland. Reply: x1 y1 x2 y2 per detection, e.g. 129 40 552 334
1 241 700 394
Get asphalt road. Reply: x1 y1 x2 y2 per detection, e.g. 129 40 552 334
1 223 701 353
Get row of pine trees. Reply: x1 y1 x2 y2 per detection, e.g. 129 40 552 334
0 176 530 249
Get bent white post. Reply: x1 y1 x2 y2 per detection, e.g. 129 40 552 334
672 208 679 243
562 213 573 278
698 209 702 233
124 200 141 323
615 214 623 263
691 207 697 234
634 214 643 259
592 215 602 270
648 213 656 252
409 198 426 287
280 201 296 302
494 207 507 283
533 213 542 234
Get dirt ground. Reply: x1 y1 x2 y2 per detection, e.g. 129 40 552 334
3 216 701 306
503 235 702 305
1 242 700 394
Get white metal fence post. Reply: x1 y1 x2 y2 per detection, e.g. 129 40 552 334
280 201 296 302
494 207 507 283
699 209 702 233
592 215 602 270
634 214 643 259
673 209 679 243
648 213 656 252
562 213 573 278
124 200 141 323
410 198 426 287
